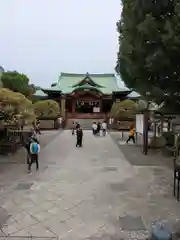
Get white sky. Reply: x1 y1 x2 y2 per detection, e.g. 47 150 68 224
0 0 121 87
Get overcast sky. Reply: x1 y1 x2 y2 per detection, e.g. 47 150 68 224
0 0 121 87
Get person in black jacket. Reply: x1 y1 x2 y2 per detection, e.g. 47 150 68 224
76 125 83 147
97 122 101 136
24 135 33 164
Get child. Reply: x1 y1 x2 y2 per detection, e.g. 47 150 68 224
126 124 136 144
28 138 40 173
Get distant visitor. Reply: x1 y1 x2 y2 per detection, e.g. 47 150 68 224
126 124 136 144
76 125 83 147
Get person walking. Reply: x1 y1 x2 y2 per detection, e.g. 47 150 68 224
126 124 136 144
92 122 97 135
24 134 33 165
28 138 40 173
76 125 83 147
58 116 63 128
97 122 101 136
101 121 107 136
36 119 41 135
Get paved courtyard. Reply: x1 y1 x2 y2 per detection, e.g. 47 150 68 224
0 130 180 239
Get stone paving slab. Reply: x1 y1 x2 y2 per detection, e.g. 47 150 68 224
110 131 173 167
0 130 61 165
0 130 180 239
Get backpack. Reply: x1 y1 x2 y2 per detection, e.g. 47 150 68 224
31 142 39 154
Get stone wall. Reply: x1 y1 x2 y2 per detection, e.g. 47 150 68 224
40 120 55 130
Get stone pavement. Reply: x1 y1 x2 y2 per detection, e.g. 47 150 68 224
0 131 180 239
0 130 61 164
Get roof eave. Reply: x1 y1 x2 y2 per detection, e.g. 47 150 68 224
113 90 132 95
42 89 62 95
72 86 103 94
33 94 47 97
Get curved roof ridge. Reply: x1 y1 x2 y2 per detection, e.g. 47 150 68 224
73 84 103 93
60 72 115 77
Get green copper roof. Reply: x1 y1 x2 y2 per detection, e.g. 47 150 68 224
34 89 48 97
55 72 127 94
73 83 103 93
42 85 62 93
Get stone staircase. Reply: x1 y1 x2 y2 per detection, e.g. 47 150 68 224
66 118 104 130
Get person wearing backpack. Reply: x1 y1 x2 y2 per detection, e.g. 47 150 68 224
28 138 40 173
24 135 33 165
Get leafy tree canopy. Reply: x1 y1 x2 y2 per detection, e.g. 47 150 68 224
111 99 137 120
33 100 60 118
1 71 35 97
116 0 180 107
0 88 35 122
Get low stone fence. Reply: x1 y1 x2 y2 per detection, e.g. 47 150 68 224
39 120 55 130
38 118 63 130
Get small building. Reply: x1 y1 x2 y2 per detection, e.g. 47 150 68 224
35 72 138 121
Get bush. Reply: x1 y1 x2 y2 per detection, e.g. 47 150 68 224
162 131 175 147
149 136 166 149
33 100 59 118
110 99 137 120
0 88 35 124
136 100 147 112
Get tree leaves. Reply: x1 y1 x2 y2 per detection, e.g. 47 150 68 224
116 0 180 108
1 71 34 97
0 88 35 122
33 100 60 118
111 100 137 119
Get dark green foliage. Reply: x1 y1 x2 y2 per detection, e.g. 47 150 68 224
162 131 175 147
1 71 35 97
116 0 180 107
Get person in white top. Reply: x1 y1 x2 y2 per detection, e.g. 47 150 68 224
102 121 107 136
58 117 63 128
92 122 97 135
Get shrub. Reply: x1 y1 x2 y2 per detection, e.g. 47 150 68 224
162 131 175 147
149 136 166 149
0 88 35 124
33 100 59 118
110 99 137 120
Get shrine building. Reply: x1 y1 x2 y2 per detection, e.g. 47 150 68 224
35 72 139 121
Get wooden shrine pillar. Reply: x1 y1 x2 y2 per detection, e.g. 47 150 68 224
61 95 66 118
99 99 102 113
72 99 76 117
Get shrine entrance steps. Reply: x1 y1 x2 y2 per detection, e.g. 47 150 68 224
66 118 104 129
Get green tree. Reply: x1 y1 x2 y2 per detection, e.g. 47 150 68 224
111 99 137 120
1 71 35 97
116 0 180 106
33 100 59 118
0 88 35 123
